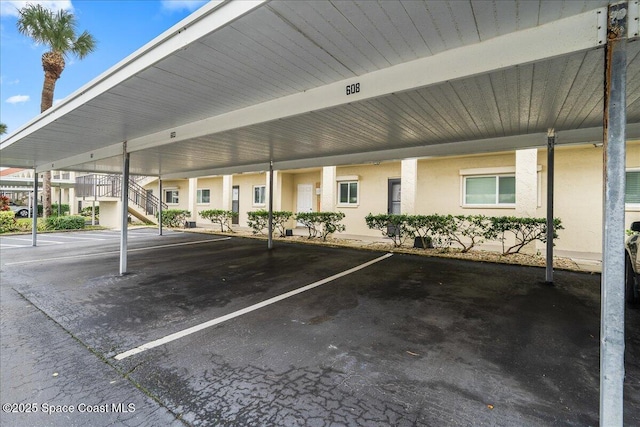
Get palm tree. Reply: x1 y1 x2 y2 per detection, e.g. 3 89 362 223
0 123 7 135
17 4 96 217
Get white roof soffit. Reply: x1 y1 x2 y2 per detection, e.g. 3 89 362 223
2 1 638 177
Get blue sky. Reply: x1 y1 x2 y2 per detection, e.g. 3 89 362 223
0 0 208 138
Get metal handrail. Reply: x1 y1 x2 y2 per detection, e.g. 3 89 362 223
75 174 167 216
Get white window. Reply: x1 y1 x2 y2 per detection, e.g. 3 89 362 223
197 189 210 204
338 181 359 205
463 175 515 206
253 185 266 205
164 190 179 204
627 169 640 207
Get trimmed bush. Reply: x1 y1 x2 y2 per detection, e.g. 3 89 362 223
0 211 17 233
247 210 293 237
296 212 346 241
45 215 85 230
366 213 563 254
80 206 99 216
441 215 497 253
157 209 191 228
365 214 410 247
199 209 237 232
490 216 563 255
14 218 47 232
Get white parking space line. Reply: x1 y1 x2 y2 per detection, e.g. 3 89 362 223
114 252 394 360
1 237 64 244
0 244 26 249
44 235 108 241
4 237 232 266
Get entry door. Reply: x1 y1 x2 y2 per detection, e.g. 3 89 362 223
232 185 239 224
146 189 154 215
297 184 314 225
388 178 401 235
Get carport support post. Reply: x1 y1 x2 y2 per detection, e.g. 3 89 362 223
545 129 555 285
120 144 130 275
601 2 627 426
268 161 274 250
32 171 38 246
158 178 163 236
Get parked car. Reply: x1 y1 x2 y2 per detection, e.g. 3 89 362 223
626 221 640 306
8 202 30 218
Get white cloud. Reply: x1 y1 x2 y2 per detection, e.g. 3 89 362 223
6 95 30 104
160 0 207 12
0 1 73 18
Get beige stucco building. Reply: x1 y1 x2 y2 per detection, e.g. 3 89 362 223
136 141 640 259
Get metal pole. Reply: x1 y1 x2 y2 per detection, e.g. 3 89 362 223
120 143 130 275
601 3 627 426
92 176 96 226
57 185 62 216
268 161 274 250
32 171 38 246
158 178 163 236
546 129 556 285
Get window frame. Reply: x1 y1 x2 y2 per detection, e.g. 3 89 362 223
462 174 516 208
337 180 359 206
253 185 266 206
626 168 640 210
164 189 179 205
196 188 210 205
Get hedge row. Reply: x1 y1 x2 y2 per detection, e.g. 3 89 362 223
365 214 563 255
199 209 238 232
234 210 346 241
157 209 191 228
0 211 85 233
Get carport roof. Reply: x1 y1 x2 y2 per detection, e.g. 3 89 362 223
0 0 639 178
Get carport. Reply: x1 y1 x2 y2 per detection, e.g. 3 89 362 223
0 1 638 424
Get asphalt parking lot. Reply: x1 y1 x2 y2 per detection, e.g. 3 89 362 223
1 229 639 426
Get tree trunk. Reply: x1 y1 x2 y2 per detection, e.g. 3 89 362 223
40 51 64 218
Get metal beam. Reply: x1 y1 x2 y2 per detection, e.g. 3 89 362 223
600 2 628 425
158 178 163 236
267 161 274 250
120 143 130 275
31 171 38 247
546 129 556 285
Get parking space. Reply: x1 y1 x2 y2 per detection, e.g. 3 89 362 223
1 232 639 426
0 228 175 250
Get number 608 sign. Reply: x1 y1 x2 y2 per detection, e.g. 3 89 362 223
346 83 360 96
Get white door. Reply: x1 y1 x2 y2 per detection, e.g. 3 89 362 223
297 184 314 225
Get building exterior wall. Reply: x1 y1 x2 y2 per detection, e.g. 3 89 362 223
334 162 401 236
194 176 224 222
119 141 640 259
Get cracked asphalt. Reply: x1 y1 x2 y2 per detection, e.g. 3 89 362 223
1 228 639 426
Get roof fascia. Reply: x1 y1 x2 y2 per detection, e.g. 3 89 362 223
162 124 640 179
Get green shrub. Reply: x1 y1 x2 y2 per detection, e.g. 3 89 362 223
365 213 410 247
157 209 191 228
490 216 563 255
441 215 497 253
45 215 85 230
247 210 294 237
14 218 47 232
296 212 346 241
80 206 99 216
199 209 237 232
247 210 269 235
0 211 17 233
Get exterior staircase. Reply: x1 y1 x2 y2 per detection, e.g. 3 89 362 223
75 174 167 224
